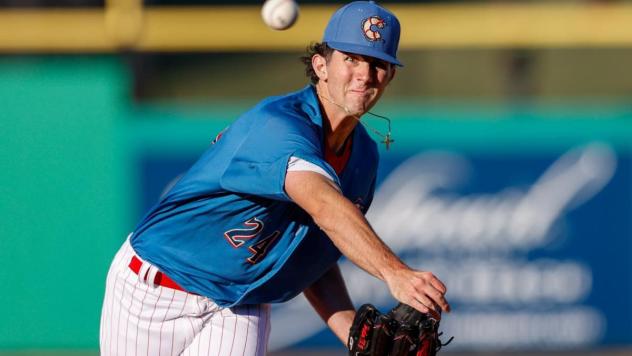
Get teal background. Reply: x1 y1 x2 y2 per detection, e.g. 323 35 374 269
1 56 129 349
0 56 631 351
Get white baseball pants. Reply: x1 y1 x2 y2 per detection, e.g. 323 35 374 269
100 235 271 356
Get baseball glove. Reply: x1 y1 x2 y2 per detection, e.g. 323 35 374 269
347 303 453 356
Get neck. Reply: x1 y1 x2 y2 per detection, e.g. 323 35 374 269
315 83 360 153
323 118 356 154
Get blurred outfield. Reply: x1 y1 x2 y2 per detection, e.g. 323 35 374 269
1 1 631 355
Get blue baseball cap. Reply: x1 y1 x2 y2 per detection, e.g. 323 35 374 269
323 1 402 66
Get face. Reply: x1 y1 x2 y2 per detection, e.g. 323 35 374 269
313 50 396 117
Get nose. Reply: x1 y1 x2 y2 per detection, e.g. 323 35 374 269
354 61 375 84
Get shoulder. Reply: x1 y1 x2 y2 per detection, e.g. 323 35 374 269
219 86 324 159
257 86 320 118
241 86 322 141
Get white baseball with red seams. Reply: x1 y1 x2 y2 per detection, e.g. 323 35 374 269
261 0 299 30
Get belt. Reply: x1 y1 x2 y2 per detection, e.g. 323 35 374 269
128 255 186 292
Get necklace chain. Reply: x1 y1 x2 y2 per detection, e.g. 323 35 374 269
317 92 395 150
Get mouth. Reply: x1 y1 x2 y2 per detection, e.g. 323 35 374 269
349 88 374 97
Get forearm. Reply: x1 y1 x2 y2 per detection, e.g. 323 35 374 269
314 194 407 282
304 265 355 344
325 309 356 345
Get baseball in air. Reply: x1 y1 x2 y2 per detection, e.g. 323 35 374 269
261 0 299 31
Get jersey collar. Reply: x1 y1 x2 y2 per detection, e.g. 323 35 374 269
301 85 324 128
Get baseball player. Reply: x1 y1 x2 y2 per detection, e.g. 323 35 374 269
99 1 450 355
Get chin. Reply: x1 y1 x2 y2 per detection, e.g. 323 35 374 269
347 105 367 117
347 101 372 115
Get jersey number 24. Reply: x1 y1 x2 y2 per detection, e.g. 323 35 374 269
223 217 280 265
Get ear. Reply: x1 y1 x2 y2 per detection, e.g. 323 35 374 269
311 54 328 82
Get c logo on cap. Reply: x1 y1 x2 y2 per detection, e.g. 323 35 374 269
362 16 386 41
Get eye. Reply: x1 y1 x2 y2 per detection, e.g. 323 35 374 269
344 56 356 63
373 60 390 71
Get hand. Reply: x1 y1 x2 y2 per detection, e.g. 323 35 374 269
382 267 451 319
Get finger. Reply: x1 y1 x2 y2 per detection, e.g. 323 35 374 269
411 296 441 320
428 275 447 294
425 287 451 313
417 273 450 311
411 275 450 313
407 297 432 315
415 271 446 294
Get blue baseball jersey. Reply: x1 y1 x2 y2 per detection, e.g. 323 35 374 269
130 85 379 307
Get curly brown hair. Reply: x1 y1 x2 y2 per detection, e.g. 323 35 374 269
300 42 334 84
